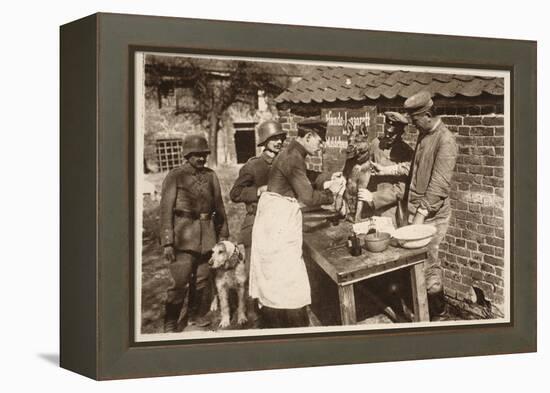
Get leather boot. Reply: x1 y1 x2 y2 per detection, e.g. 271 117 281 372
428 290 448 320
188 287 212 327
164 302 184 333
286 307 309 328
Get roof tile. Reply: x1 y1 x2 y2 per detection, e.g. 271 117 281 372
276 66 504 104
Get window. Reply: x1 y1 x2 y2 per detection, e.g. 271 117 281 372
234 122 257 164
155 138 184 171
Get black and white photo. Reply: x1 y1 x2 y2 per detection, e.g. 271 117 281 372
133 51 510 342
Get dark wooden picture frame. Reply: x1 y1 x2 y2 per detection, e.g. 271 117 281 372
60 13 536 380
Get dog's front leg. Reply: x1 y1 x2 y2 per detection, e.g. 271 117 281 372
218 289 231 328
210 294 218 312
236 286 248 326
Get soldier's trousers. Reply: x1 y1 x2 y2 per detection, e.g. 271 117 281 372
423 215 450 296
419 215 451 317
258 305 309 328
167 251 212 321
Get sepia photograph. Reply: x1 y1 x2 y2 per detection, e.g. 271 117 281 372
133 51 510 342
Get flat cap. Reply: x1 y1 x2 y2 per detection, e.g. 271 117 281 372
404 90 433 115
297 117 327 141
384 111 409 125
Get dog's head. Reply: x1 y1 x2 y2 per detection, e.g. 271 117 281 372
208 241 245 270
344 121 371 170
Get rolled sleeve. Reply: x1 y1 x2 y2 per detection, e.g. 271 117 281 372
307 170 332 190
395 162 411 176
372 182 405 210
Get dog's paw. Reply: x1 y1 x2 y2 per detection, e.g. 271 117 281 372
210 300 218 312
219 317 231 329
237 314 248 326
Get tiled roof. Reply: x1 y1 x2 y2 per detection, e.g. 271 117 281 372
275 66 504 104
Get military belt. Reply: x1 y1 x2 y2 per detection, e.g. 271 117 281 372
174 210 213 220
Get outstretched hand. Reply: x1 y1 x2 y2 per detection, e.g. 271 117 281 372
412 213 425 225
326 177 346 194
358 189 374 205
371 162 387 175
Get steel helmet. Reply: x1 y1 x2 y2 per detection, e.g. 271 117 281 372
256 120 286 146
181 135 210 158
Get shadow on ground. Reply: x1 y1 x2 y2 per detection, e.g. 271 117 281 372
38 353 59 366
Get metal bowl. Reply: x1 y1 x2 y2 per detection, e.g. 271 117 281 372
393 224 437 249
362 232 391 253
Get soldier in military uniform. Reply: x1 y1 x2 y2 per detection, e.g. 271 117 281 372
229 120 287 276
358 111 414 225
159 135 229 332
249 119 343 328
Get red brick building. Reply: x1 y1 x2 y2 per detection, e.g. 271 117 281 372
275 66 506 316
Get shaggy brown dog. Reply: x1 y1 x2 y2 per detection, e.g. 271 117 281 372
208 241 248 328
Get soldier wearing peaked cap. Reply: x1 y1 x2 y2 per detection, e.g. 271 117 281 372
159 134 229 332
296 117 328 141
357 111 414 225
249 117 343 329
403 90 458 318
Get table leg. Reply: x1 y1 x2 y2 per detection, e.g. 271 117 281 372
410 263 430 322
338 284 357 325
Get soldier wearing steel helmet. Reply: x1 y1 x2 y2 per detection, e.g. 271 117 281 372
159 134 229 332
229 120 287 276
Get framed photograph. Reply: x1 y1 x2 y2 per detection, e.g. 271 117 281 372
60 13 536 380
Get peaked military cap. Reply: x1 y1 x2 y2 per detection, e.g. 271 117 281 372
297 117 327 141
384 111 409 125
404 90 434 115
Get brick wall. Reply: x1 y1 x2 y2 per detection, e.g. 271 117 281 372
278 101 506 313
437 112 506 310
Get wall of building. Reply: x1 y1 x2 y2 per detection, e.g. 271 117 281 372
435 111 506 313
143 87 279 169
278 97 506 315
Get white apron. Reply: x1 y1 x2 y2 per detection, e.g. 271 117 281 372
249 192 311 309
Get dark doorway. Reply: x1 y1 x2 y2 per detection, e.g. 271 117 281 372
234 122 257 164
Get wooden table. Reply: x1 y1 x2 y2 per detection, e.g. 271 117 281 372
302 220 430 325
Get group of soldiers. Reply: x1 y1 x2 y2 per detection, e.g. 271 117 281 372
158 90 458 332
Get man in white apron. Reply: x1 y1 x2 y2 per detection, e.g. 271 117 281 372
249 119 341 328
